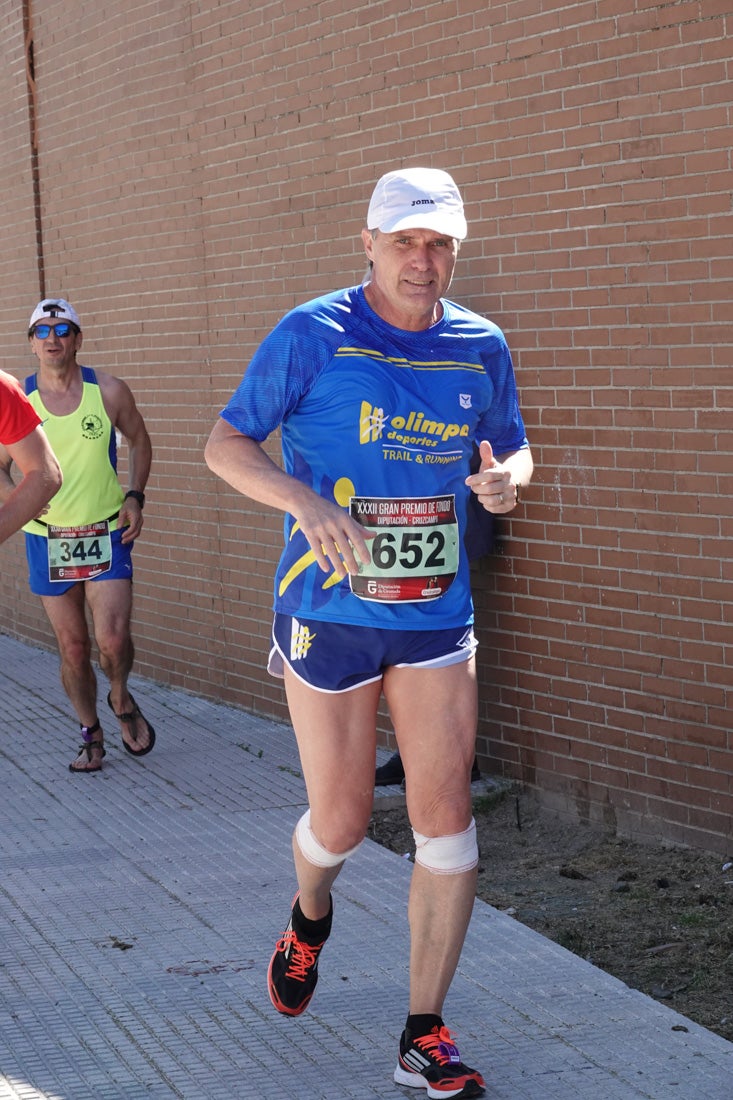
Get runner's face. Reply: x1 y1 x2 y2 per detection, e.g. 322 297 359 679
29 322 82 370
361 228 459 331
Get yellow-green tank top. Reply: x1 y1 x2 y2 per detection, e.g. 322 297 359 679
23 366 124 535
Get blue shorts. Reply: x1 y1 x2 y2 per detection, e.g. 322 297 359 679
25 525 133 596
268 613 477 694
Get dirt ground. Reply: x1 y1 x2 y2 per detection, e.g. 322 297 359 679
369 786 733 1043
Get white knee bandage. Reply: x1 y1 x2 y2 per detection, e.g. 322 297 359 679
412 818 478 874
295 810 363 869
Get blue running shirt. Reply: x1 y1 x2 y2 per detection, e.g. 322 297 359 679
221 285 529 629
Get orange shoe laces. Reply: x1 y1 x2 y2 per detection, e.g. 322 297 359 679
277 929 323 982
414 1026 461 1066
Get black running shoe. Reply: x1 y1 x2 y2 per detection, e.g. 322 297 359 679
267 898 330 1017
375 750 405 786
375 752 481 788
394 1025 485 1098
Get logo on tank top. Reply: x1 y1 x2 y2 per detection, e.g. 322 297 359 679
81 413 104 440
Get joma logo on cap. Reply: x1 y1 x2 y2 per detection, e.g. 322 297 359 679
411 199 436 206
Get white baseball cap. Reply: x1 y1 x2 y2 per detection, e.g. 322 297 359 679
367 167 467 240
28 298 81 334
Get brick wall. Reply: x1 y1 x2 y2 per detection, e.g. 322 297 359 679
1 0 731 851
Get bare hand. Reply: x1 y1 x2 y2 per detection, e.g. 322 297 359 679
293 495 372 578
118 499 144 543
465 440 518 513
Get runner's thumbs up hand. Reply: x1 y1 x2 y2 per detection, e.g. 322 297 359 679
465 440 513 513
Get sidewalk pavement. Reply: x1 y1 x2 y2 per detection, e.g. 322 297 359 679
1 631 731 1100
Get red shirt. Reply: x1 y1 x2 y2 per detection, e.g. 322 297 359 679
0 370 41 446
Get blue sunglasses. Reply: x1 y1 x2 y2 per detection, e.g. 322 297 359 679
31 322 78 339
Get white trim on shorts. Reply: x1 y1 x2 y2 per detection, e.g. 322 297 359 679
267 629 477 695
267 640 377 694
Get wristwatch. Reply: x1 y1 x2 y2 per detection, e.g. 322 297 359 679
124 490 145 509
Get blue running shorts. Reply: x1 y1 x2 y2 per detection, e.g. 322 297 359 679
268 613 478 693
24 525 134 596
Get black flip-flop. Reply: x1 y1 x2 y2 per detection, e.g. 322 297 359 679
107 692 156 756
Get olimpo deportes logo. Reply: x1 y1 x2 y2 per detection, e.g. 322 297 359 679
359 400 470 449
